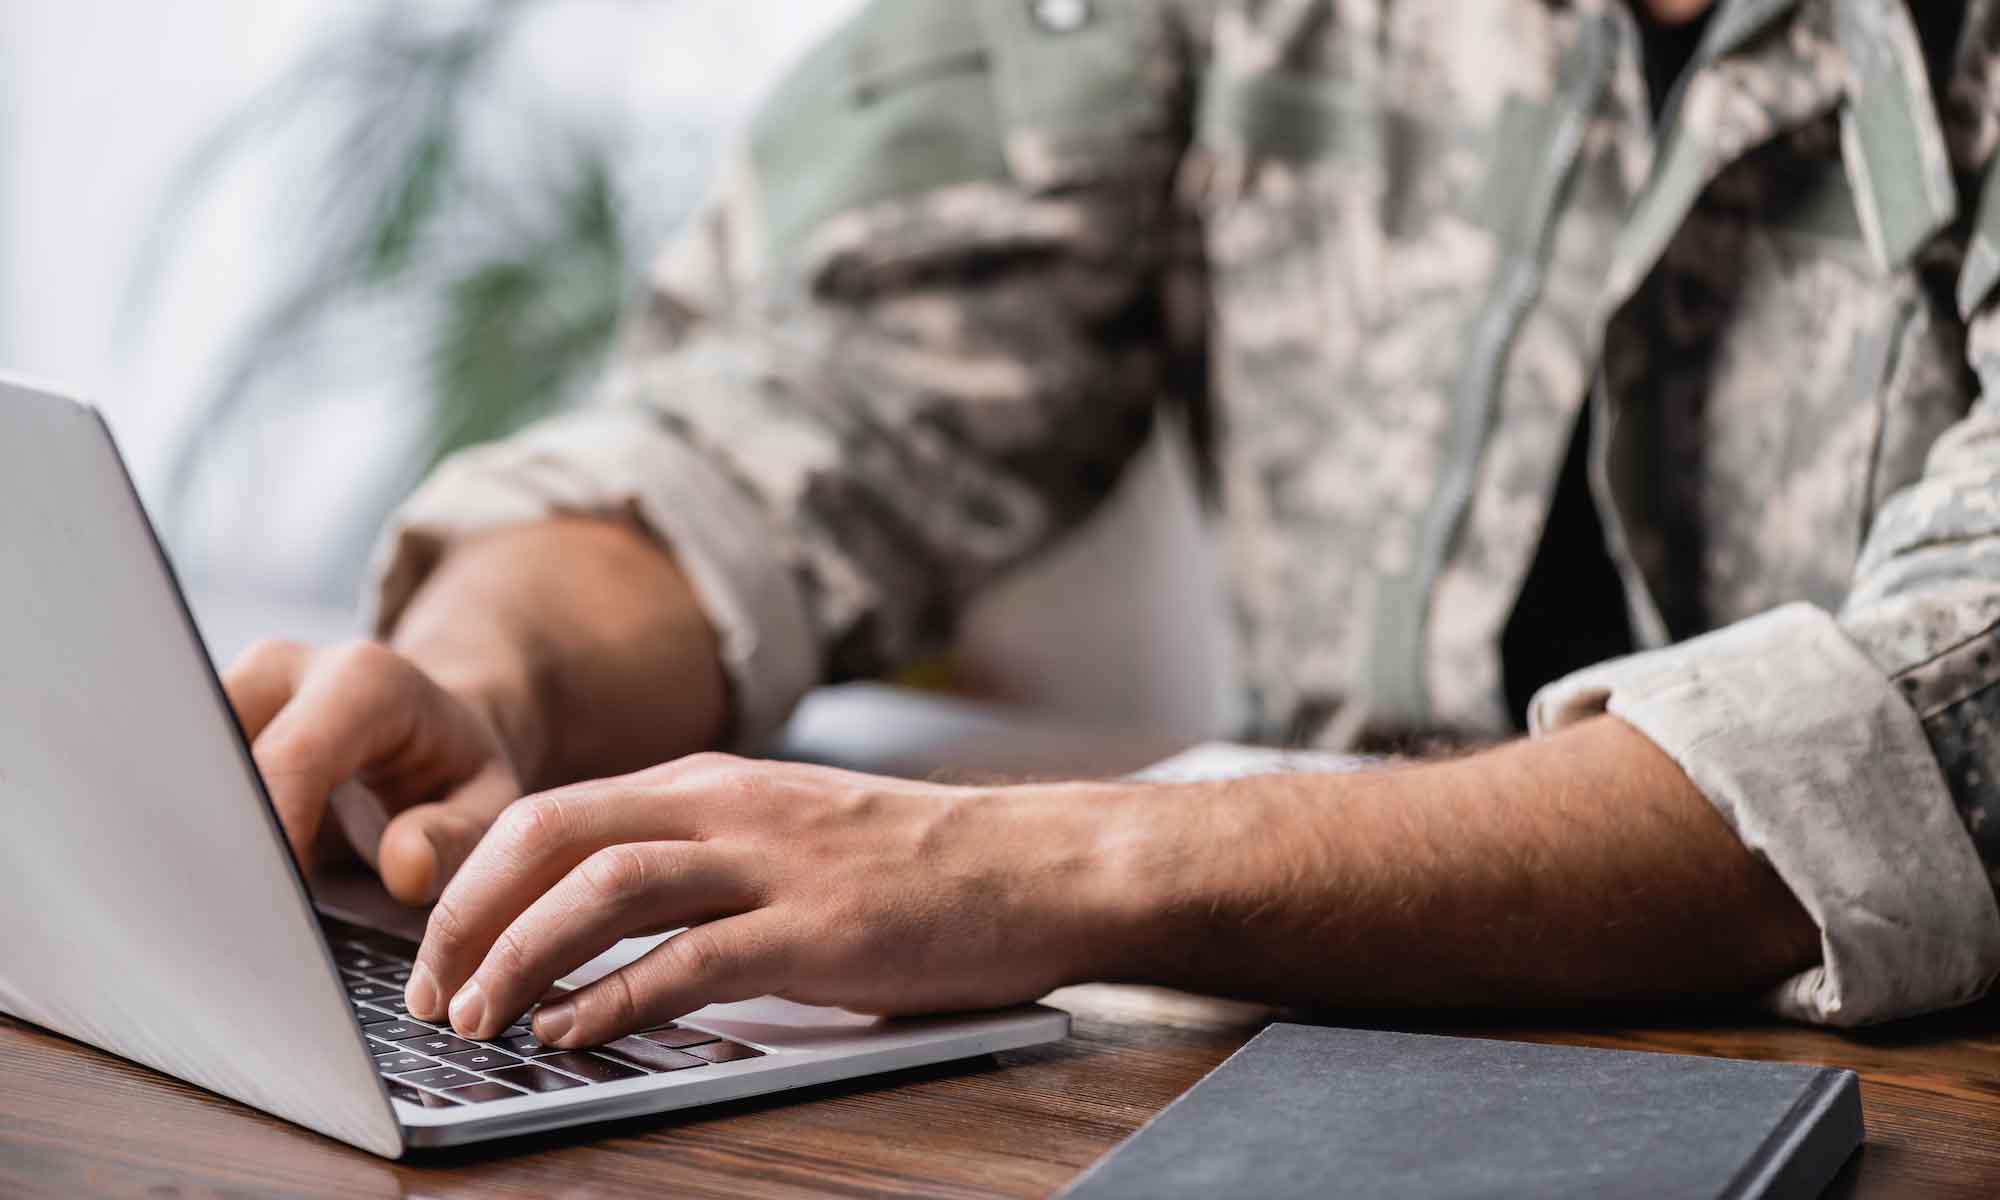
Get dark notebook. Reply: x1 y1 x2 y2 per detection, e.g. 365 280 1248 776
1060 1023 1861 1200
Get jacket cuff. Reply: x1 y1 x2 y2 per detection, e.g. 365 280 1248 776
363 410 819 751
1529 603 2000 1025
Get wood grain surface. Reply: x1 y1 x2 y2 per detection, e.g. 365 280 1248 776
1 691 1990 1197
5 980 2000 1198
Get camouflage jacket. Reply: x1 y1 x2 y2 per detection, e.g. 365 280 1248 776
372 0 2000 1024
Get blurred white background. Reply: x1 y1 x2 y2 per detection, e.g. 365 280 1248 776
0 0 854 593
0 0 1237 739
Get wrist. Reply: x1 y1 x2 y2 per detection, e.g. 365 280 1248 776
1031 774 1353 993
994 781 1194 990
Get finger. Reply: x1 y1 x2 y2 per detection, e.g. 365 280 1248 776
533 910 793 1049
445 842 753 1040
251 641 417 866
312 790 367 871
220 638 309 741
408 765 729 1020
376 760 520 905
327 781 388 872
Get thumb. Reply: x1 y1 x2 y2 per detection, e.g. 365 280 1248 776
377 762 520 904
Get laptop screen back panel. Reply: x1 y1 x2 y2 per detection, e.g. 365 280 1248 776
0 380 402 1157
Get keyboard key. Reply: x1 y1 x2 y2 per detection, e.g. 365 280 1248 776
538 1052 644 1083
378 966 414 985
336 951 394 974
373 1021 436 1042
682 1040 764 1064
406 1033 476 1057
494 1033 563 1058
340 930 411 950
377 1053 438 1075
442 1048 522 1072
386 1081 460 1108
603 1037 708 1073
487 1064 584 1094
443 1082 524 1104
637 1025 719 1050
401 1066 484 1090
320 919 417 955
346 981 397 1003
354 1009 402 1029
366 1039 399 1057
317 914 369 940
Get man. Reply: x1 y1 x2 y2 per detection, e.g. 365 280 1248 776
228 0 2000 1052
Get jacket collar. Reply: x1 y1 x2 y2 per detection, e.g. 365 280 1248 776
1829 0 1958 270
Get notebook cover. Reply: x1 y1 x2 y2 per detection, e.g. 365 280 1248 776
1060 1023 1862 1200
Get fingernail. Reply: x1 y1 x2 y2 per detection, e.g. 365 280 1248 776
536 1003 574 1046
449 979 486 1036
405 962 439 1019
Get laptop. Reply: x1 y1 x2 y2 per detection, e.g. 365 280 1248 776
0 375 1069 1158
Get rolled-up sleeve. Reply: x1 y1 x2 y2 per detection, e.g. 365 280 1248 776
364 407 820 749
364 0 1194 749
1530 604 2000 1025
1529 141 2000 1027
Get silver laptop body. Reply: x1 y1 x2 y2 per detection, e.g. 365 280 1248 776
0 376 1068 1157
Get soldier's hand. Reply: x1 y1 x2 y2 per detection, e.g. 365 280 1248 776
406 755 1126 1045
222 638 525 904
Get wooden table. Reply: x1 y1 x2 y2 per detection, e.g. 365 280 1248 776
6 979 2000 1198
8 682 2000 1198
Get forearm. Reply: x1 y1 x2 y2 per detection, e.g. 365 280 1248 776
398 712 1819 1045
1076 715 1819 1010
388 516 729 790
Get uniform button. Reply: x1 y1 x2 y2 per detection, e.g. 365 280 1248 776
1030 0 1091 34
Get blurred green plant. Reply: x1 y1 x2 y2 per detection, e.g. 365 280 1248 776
137 0 640 523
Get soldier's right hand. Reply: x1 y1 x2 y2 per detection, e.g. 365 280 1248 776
221 638 526 905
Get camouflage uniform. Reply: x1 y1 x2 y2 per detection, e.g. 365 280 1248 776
371 0 2000 1025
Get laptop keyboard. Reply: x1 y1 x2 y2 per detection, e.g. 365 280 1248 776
320 915 763 1109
